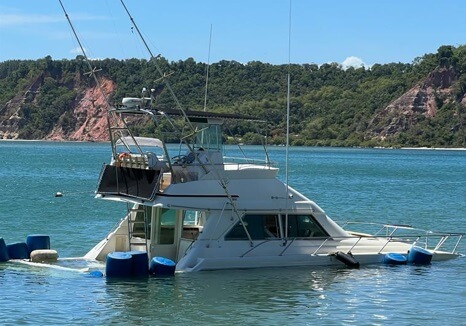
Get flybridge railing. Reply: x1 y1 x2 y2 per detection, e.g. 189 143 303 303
223 156 276 167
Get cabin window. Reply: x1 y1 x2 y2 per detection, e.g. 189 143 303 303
158 209 176 244
263 215 280 238
225 214 327 240
194 123 222 151
225 214 279 240
181 210 203 240
183 210 203 226
282 214 328 238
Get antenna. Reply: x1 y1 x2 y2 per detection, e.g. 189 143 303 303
203 24 213 112
284 0 292 241
119 0 194 131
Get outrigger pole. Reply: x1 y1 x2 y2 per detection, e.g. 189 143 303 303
58 0 109 108
118 1 255 246
119 0 194 132
58 0 142 161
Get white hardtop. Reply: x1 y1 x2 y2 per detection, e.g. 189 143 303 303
116 136 163 148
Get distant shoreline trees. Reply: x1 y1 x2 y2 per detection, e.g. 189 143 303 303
0 45 465 147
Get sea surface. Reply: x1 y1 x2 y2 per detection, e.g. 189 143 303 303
0 141 465 325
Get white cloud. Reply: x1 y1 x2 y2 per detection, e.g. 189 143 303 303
70 47 86 55
341 56 366 69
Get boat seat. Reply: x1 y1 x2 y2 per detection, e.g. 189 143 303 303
147 152 168 170
303 229 315 237
264 226 278 238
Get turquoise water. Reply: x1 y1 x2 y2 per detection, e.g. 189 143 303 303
0 141 465 325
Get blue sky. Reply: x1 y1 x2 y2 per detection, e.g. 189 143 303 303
1 0 465 67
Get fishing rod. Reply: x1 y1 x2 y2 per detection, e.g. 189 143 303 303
117 1 257 246
58 0 145 159
57 0 110 107
119 0 194 132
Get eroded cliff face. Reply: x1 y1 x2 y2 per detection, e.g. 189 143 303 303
46 79 115 141
366 67 460 140
0 74 45 140
0 75 115 142
0 104 21 140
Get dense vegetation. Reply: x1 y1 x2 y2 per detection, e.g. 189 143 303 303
1 45 465 147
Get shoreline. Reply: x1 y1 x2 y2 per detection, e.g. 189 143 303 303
0 138 465 150
399 147 466 151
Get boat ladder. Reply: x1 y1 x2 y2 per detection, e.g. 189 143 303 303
127 205 149 253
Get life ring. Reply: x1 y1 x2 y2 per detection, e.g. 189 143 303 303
118 152 131 160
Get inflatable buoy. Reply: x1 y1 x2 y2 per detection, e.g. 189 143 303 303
106 252 133 278
408 246 433 265
334 251 360 268
30 249 58 263
0 238 9 262
384 253 407 265
128 251 149 277
149 256 176 276
7 242 29 259
87 270 104 278
26 235 50 253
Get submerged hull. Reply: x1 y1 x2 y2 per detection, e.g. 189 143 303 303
87 101 464 273
175 238 459 272
85 212 462 272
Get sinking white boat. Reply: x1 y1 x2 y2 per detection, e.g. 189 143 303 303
84 97 464 272
53 0 463 274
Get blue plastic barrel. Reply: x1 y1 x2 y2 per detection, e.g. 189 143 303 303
129 251 149 277
7 242 29 259
106 252 133 277
26 235 50 253
408 246 433 265
0 238 9 262
384 253 407 265
87 270 104 278
149 256 176 276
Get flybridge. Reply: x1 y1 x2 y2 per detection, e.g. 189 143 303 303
96 95 257 202
118 97 263 122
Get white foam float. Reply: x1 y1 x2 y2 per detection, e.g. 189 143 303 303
30 249 58 263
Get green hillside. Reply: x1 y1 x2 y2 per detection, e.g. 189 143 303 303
0 45 465 147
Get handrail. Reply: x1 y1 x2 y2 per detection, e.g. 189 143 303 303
223 156 276 166
238 231 464 258
346 236 364 253
313 238 331 255
451 234 463 253
340 221 465 237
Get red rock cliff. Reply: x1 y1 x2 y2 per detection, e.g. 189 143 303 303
46 78 115 141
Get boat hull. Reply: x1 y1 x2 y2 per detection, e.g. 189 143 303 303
176 250 459 272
